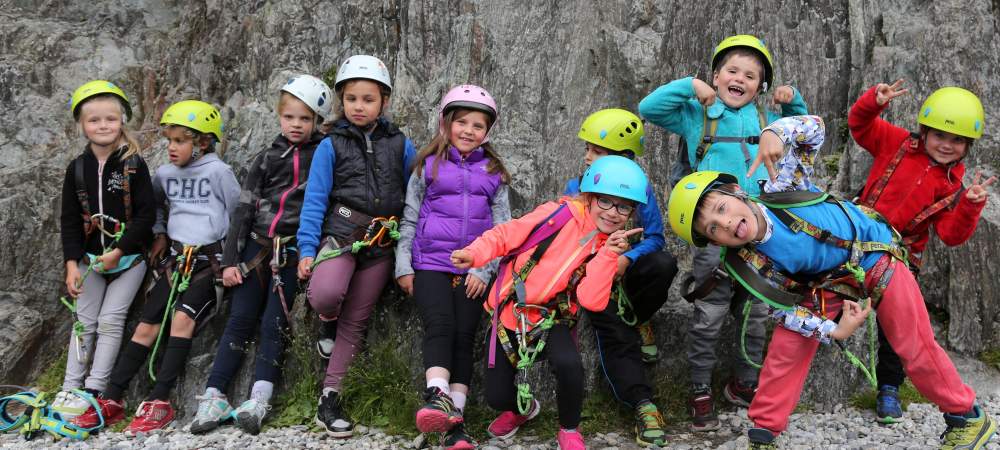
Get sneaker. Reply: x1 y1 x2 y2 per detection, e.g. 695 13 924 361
557 428 585 450
487 399 540 439
875 385 903 424
317 338 335 359
234 398 271 436
723 378 757 408
51 390 91 419
415 387 463 433
638 322 658 363
940 405 997 450
315 390 353 438
441 422 477 450
688 385 720 432
72 397 125 429
748 427 778 450
125 400 175 435
190 393 234 434
634 401 667 447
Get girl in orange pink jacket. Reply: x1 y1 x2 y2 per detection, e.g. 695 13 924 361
451 155 648 450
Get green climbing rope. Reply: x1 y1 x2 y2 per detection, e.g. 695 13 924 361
148 245 199 381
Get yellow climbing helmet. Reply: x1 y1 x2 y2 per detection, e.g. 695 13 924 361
917 87 985 139
711 34 774 91
667 171 739 247
160 100 224 141
577 108 645 156
70 80 132 120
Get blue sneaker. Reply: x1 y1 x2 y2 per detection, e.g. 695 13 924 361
876 385 903 424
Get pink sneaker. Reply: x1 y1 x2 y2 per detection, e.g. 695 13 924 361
486 399 540 439
557 428 586 450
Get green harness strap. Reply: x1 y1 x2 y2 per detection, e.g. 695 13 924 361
148 245 200 381
311 217 400 268
721 191 909 387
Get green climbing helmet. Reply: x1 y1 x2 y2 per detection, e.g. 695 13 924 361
577 108 645 156
668 171 739 247
70 80 132 121
160 100 224 141
917 87 985 139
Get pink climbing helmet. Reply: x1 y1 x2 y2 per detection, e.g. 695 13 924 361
438 84 499 142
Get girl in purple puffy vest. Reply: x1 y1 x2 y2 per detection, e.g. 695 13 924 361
395 85 511 449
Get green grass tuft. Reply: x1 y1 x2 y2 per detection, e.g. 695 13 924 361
339 336 422 437
979 348 1000 370
34 350 68 394
267 324 323 431
849 380 928 411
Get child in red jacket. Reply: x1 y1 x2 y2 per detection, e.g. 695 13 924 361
848 80 996 423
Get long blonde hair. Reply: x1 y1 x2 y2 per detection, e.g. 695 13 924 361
413 109 511 183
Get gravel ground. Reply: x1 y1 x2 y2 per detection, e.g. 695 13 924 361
5 355 999 449
2 395 999 450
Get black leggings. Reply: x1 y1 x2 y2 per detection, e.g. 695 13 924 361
414 270 484 386
590 251 678 407
485 323 583 429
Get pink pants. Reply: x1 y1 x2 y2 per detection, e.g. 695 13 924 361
749 258 976 433
307 253 392 389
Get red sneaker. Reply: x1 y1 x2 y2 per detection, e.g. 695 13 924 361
125 400 175 435
72 397 125 429
487 399 540 439
557 428 586 450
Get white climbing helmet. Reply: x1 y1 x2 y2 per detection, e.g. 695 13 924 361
335 55 392 91
281 74 334 120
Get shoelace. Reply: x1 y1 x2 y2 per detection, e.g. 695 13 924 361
880 393 901 411
940 422 972 445
195 395 224 418
692 395 713 415
639 408 665 428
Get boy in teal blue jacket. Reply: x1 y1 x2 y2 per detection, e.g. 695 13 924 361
637 34 808 431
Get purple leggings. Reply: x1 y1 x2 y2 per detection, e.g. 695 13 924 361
307 253 392 389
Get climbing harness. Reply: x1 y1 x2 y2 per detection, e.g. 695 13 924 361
857 134 965 269
74 151 138 239
148 244 200 381
693 107 768 168
311 215 401 268
685 189 906 388
0 390 103 440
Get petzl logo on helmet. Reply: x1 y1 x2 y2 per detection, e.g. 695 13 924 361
679 213 686 224
619 183 631 190
593 173 601 184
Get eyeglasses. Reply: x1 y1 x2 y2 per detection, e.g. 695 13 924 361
594 196 635 215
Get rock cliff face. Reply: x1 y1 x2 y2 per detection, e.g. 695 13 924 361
2 0 998 419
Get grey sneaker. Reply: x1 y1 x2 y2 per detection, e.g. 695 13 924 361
234 398 270 435
190 394 234 434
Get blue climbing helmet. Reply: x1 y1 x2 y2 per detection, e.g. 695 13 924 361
579 155 649 204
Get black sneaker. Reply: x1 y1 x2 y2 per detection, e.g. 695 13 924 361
748 427 778 449
315 390 353 438
441 422 477 450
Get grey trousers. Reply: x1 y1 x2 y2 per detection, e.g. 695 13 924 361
63 260 147 392
686 245 767 386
